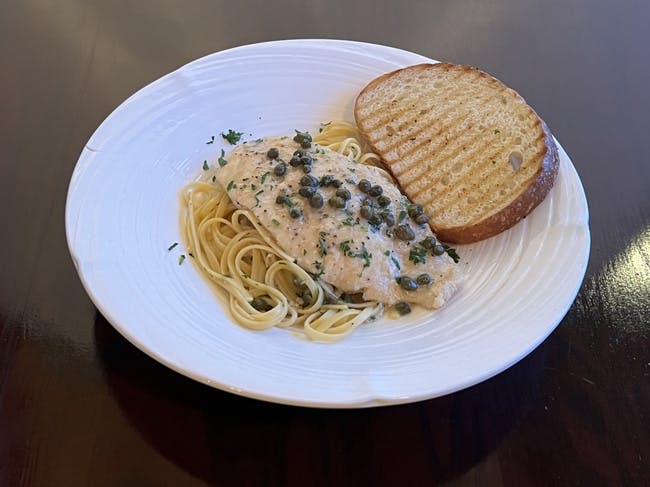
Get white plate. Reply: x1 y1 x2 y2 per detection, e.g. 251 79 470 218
66 40 590 408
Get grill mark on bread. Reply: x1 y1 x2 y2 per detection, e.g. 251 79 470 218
440 160 540 225
369 102 465 159
413 144 508 209
373 100 464 164
357 67 470 131
404 120 543 200
393 93 516 183
359 72 480 147
386 108 489 174
407 137 505 201
430 142 549 224
381 90 524 177
400 128 496 189
382 107 458 153
354 63 560 243
426 147 536 221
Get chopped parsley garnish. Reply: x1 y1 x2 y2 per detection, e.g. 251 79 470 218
218 149 228 167
345 178 356 185
254 190 264 207
318 232 328 257
227 180 236 191
251 184 257 191
494 129 500 134
409 244 427 265
384 250 390 256
255 138 263 143
206 136 215 144
313 260 325 278
221 129 243 145
340 241 371 267
212 175 216 183
271 219 280 226
341 216 356 227
398 210 407 223
167 242 178 251
178 254 186 265
391 257 401 270
279 196 295 208
443 244 460 263
261 171 270 184
202 160 209 171
356 244 372 268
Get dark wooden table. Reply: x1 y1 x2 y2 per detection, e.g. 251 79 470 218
1 1 648 485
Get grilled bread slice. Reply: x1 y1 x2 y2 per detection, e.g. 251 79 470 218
354 63 559 244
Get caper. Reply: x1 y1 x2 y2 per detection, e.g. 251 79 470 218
299 186 317 198
328 196 346 208
293 149 308 157
377 195 391 207
302 164 312 173
394 302 412 315
414 213 430 225
432 243 446 256
335 188 352 200
276 195 289 205
309 192 324 208
300 140 312 149
362 197 376 208
289 156 302 167
395 224 415 241
289 207 302 219
408 204 423 217
368 185 383 197
319 175 334 186
331 179 342 188
416 274 432 285
273 162 287 176
381 211 395 226
293 131 312 144
421 236 436 249
300 175 319 187
296 284 312 305
358 179 372 193
266 147 279 159
300 155 312 165
360 205 374 220
398 276 418 291
368 214 382 226
251 297 273 312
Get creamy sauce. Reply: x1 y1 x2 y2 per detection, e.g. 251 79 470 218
214 136 460 308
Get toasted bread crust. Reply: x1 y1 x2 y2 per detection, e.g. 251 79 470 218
435 121 559 243
354 63 559 243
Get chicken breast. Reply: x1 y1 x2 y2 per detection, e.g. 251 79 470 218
214 136 461 308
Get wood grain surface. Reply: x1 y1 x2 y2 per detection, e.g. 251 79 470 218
1 0 648 485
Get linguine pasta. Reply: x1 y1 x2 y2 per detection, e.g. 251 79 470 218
181 121 384 342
